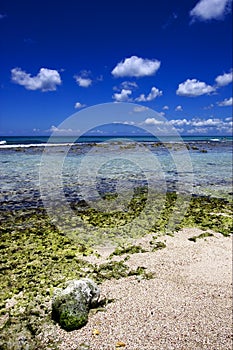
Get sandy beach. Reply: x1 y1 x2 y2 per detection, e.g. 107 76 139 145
38 228 232 350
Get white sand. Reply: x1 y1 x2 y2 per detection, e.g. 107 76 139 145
41 228 232 350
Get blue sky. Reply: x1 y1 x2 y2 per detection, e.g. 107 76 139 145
0 0 232 136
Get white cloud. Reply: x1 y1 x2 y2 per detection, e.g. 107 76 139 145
140 116 232 134
163 105 169 110
11 67 62 91
88 129 105 134
217 97 233 106
187 127 209 134
158 111 166 117
74 102 86 109
49 126 73 133
191 118 222 127
189 117 233 131
121 121 136 125
187 120 232 134
175 105 183 111
113 81 138 92
176 79 215 97
135 86 162 102
190 0 232 21
204 103 214 110
0 13 7 19
170 119 190 126
133 106 149 112
121 81 138 89
74 70 92 87
215 70 233 86
74 76 92 87
48 125 80 135
111 56 161 78
112 89 132 102
144 118 163 125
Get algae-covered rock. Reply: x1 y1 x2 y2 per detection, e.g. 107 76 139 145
52 278 100 331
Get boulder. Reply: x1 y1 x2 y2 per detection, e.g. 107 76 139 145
52 278 100 331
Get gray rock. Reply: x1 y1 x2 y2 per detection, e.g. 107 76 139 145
52 278 100 331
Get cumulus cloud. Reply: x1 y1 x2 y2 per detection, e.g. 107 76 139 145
176 79 215 97
143 117 229 127
144 118 164 125
74 102 86 109
187 127 209 134
121 81 138 89
175 105 183 111
187 118 232 134
113 81 138 92
49 126 73 133
112 89 132 102
170 119 190 126
48 125 80 135
74 70 92 87
140 116 232 134
163 105 169 110
191 118 222 126
74 76 92 87
215 70 233 86
11 67 62 91
111 56 161 78
217 97 233 106
190 0 232 21
135 86 162 102
133 106 149 112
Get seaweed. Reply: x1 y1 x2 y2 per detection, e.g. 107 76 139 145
108 244 147 258
151 241 167 251
188 232 214 242
0 192 232 349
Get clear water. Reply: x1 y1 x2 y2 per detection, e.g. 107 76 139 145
0 136 232 212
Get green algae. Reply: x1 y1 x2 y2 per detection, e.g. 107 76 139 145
181 196 232 236
53 300 88 331
0 206 151 348
0 192 232 349
188 232 214 242
73 186 148 229
108 244 147 257
151 241 167 251
150 193 232 236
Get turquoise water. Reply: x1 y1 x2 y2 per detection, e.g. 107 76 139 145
0 136 232 213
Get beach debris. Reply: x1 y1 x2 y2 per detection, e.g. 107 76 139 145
52 278 100 331
92 328 100 335
116 341 126 347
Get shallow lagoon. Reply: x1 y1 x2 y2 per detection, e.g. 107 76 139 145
0 139 232 212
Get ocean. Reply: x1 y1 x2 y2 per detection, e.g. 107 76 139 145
0 135 232 215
